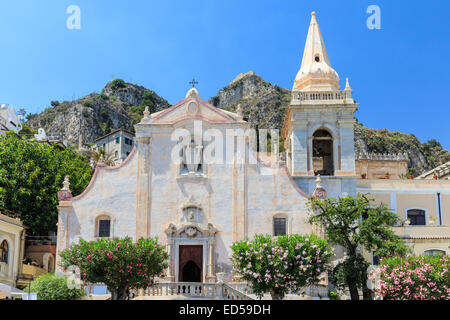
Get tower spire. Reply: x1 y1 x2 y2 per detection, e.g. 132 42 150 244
300 12 331 70
293 12 340 92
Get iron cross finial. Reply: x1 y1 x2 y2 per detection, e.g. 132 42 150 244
189 78 199 88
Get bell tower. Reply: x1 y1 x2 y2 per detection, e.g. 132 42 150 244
284 12 359 197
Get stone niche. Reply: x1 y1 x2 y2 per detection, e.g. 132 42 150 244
183 206 201 225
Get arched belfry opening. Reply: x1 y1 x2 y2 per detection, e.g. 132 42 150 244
312 129 334 176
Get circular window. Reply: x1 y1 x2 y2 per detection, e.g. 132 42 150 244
315 56 321 62
186 101 198 115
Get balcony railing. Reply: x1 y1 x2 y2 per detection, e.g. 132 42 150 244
292 91 353 104
0 207 20 219
25 236 57 246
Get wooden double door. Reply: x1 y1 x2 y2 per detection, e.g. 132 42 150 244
178 245 203 282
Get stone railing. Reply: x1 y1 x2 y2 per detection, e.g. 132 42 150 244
227 282 254 295
0 207 20 219
221 283 253 300
25 235 57 246
393 225 450 239
141 282 253 300
304 285 329 298
225 282 329 299
356 152 409 162
293 91 352 104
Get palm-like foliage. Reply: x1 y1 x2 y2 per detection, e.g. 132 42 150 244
89 148 116 167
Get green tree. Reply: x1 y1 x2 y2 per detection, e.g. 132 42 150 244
307 194 410 300
230 234 333 300
0 132 93 235
60 237 169 300
30 273 85 300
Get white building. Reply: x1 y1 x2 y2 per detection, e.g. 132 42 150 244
0 104 23 135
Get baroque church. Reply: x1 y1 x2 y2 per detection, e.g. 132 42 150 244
55 12 450 283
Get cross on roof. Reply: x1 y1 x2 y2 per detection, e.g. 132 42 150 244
189 78 199 88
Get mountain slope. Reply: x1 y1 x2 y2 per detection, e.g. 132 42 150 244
208 72 450 175
209 71 291 130
25 74 450 175
26 79 170 145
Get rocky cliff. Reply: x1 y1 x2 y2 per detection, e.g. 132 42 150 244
26 79 170 145
25 74 450 175
209 71 291 130
208 72 450 175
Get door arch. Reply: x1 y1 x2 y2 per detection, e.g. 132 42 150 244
182 260 202 282
178 245 203 282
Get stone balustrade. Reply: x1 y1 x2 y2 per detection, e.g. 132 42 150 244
293 91 352 104
356 152 409 162
140 282 253 300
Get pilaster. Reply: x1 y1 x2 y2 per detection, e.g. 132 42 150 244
136 136 152 240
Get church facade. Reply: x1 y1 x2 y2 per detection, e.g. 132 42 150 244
56 87 315 282
55 12 450 283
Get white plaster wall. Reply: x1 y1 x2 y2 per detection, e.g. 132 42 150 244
70 154 138 243
60 125 312 279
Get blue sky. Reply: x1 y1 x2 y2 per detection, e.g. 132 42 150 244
1 0 449 149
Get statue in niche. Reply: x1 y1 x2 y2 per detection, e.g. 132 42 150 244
181 138 203 175
184 206 199 224
188 210 195 222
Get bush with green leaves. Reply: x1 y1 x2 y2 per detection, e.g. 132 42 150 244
60 237 169 300
230 234 333 300
370 255 449 300
110 79 126 90
30 273 85 300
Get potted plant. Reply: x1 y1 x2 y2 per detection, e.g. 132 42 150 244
361 173 367 179
433 173 438 180
385 172 390 179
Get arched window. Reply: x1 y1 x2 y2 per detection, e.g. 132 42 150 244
96 216 111 238
424 249 446 257
313 130 334 176
407 209 426 226
273 216 287 236
0 240 9 264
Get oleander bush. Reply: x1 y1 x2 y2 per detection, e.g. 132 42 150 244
60 237 169 300
370 255 449 300
230 234 333 300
